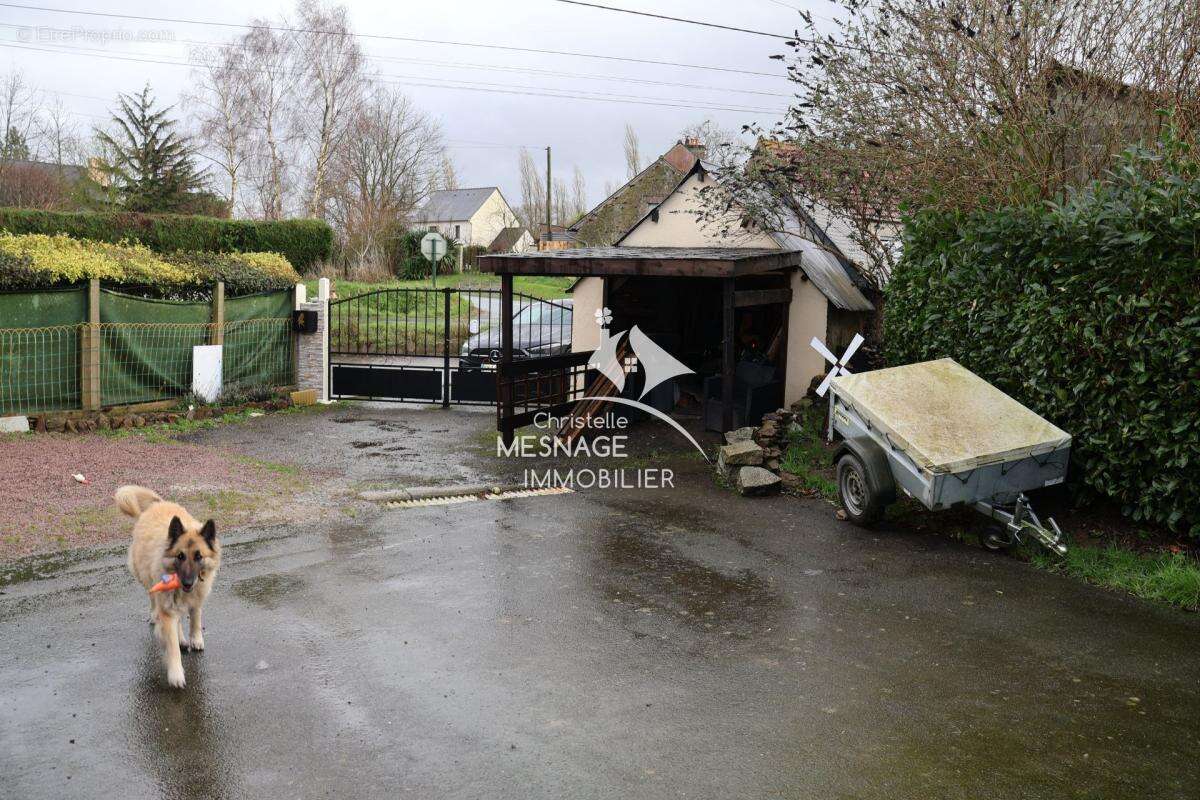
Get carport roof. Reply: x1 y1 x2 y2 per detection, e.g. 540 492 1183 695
477 246 804 278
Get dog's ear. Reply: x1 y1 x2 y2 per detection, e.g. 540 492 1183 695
200 519 217 547
168 516 184 546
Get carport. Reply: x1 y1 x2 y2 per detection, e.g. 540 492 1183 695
477 246 805 444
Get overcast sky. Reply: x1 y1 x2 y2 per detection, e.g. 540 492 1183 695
1 0 838 211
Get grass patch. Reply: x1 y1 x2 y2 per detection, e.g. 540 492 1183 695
1033 545 1200 611
306 273 572 301
779 410 838 501
100 409 257 442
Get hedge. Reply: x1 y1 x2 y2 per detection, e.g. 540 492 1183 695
884 135 1200 535
0 233 300 296
0 208 333 271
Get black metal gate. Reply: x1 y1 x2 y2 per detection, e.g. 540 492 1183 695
328 286 572 406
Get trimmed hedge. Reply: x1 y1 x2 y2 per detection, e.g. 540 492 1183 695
0 233 300 296
0 208 333 271
884 136 1200 535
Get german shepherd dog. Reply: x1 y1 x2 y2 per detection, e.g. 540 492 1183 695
116 485 221 688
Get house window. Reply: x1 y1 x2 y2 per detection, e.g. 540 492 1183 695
454 224 461 239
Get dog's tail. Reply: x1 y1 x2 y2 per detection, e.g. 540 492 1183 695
115 485 163 518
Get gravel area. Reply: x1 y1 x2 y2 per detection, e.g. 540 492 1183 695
0 432 290 560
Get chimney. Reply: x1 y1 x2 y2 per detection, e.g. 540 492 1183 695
683 136 706 159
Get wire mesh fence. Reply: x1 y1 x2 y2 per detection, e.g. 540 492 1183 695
0 325 82 415
0 318 294 417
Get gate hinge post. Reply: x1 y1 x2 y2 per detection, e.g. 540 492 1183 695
442 288 452 408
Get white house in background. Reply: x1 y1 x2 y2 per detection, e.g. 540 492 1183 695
414 187 519 248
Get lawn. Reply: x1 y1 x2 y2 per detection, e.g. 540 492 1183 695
305 273 573 302
310 273 574 355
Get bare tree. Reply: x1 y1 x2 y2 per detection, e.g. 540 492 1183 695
680 119 742 168
516 147 546 231
622 122 641 179
188 45 254 213
242 22 295 219
330 86 445 267
438 153 459 190
292 0 366 219
38 96 82 168
552 176 569 226
0 70 39 173
570 165 588 220
710 0 1200 286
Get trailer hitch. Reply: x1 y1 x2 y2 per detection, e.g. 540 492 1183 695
974 493 1069 557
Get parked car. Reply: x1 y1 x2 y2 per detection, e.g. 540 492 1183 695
460 299 573 367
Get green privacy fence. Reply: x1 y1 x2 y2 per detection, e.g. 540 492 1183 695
0 284 295 416
0 287 86 412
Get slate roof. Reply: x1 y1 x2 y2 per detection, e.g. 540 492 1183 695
417 187 497 222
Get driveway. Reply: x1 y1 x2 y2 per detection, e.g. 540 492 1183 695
1 405 1197 799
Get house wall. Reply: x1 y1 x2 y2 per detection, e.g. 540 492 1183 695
468 191 518 248
785 273 829 406
513 230 536 253
570 277 604 354
619 172 777 249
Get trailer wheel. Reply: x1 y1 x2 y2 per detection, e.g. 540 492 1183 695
837 453 885 526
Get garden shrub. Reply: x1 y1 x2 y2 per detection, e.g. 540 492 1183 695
0 208 333 270
884 132 1200 535
384 228 460 279
0 233 300 295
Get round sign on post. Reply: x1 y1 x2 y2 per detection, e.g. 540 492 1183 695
420 231 447 288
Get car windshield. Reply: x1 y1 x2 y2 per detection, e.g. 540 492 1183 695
514 303 571 328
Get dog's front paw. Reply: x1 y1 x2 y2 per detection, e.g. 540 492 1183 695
167 665 186 688
178 635 190 651
189 635 205 652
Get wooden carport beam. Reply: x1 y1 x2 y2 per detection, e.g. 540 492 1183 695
733 288 792 308
722 278 736 433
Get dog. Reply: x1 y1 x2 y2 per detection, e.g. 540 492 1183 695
116 485 221 688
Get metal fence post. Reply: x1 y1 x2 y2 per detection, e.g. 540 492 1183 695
81 278 101 411
442 288 451 408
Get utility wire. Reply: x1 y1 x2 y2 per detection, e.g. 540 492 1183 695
0 2 788 79
553 0 894 56
0 41 785 116
0 22 794 99
555 0 794 39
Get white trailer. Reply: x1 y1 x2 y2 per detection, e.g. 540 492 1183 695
827 358 1071 555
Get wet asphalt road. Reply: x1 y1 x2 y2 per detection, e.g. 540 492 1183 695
1 406 1198 799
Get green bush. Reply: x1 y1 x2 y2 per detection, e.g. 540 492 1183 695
885 132 1200 535
384 228 459 279
0 208 333 270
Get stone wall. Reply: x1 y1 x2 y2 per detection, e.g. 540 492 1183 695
294 299 327 401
